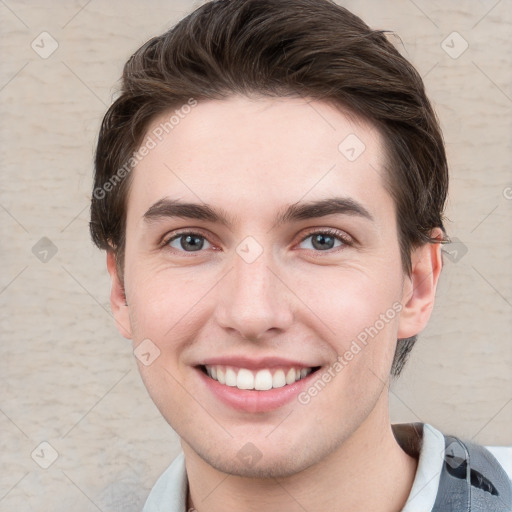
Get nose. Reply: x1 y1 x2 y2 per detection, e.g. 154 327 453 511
214 246 294 342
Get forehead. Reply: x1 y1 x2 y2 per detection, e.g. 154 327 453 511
126 96 393 228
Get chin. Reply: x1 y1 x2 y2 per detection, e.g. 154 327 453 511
205 452 311 479
189 434 338 479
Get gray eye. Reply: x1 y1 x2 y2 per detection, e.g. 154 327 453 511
299 233 343 251
168 234 211 252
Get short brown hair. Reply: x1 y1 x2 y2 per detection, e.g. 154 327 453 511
90 0 449 377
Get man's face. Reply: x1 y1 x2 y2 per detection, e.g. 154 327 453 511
113 96 416 477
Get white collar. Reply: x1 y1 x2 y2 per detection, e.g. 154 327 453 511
143 423 445 512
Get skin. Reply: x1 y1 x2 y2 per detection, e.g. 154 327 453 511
107 96 443 511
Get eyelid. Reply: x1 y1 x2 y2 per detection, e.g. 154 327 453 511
298 227 354 246
160 228 218 249
160 226 355 253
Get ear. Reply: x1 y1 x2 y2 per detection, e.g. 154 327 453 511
106 250 132 339
398 228 444 339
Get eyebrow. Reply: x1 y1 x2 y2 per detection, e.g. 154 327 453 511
142 196 374 228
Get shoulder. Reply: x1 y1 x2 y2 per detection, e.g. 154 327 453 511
394 423 512 512
433 434 512 512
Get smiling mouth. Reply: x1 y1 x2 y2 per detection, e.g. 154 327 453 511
199 364 321 391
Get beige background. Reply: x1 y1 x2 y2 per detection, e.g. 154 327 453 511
1 0 511 510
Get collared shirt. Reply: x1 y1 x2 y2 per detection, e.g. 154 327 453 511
142 423 512 511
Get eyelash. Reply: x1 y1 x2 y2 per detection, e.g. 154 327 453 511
298 228 353 251
161 228 353 254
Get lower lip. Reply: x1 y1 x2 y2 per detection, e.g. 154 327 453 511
195 367 320 413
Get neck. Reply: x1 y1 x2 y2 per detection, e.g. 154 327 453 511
183 397 418 512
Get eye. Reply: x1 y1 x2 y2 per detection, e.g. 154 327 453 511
166 232 212 252
298 229 350 251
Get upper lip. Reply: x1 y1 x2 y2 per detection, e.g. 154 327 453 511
196 356 322 370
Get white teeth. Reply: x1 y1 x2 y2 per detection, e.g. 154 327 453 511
204 365 314 390
285 368 296 384
254 369 273 390
272 369 286 388
237 368 254 390
225 367 237 387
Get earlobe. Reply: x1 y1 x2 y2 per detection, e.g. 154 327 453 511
397 228 444 339
106 251 132 339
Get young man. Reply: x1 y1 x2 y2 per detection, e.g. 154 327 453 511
89 1 512 510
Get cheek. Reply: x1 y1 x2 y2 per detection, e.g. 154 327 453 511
299 265 403 385
127 263 208 340
298 279 400 427
299 263 402 337
126 268 210 428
